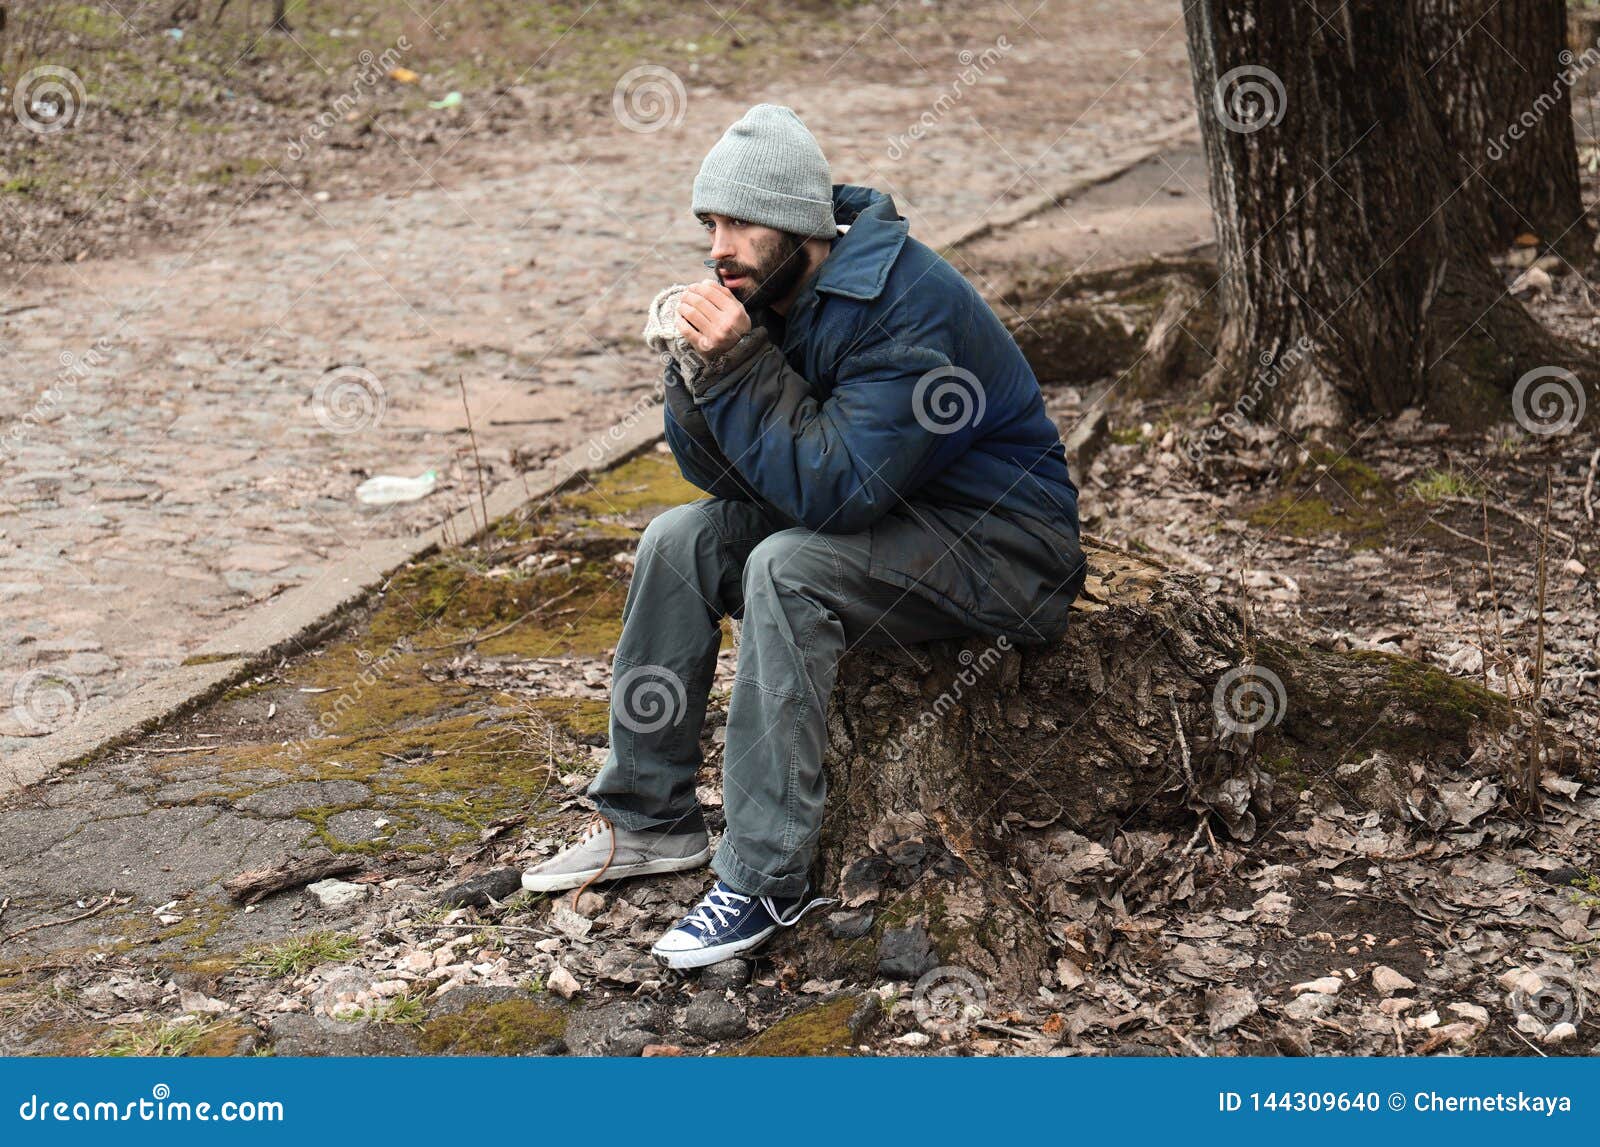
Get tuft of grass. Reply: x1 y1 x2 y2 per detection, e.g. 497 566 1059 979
1410 467 1482 502
243 931 360 978
336 989 427 1026
96 1017 228 1057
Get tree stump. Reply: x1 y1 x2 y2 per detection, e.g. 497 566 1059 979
801 541 1563 999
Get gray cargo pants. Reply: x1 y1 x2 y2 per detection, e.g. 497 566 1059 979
586 496 986 898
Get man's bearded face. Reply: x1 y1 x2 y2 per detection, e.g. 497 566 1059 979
707 220 809 311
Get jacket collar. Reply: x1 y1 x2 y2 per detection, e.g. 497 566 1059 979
810 184 908 302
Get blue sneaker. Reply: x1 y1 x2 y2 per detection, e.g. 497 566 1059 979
650 879 834 970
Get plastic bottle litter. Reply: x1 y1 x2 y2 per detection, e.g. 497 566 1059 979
356 470 438 506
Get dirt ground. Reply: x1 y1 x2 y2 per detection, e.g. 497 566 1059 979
0 1 1597 1060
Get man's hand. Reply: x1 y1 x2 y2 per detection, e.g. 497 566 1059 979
676 278 751 358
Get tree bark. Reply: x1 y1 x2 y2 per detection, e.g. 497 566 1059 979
789 543 1558 1000
1417 0 1591 259
1181 0 1591 433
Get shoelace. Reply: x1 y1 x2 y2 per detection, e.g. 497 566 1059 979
683 885 752 935
568 813 616 913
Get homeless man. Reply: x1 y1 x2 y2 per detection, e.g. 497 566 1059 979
522 104 1087 969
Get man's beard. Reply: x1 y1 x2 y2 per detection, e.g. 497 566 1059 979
718 230 809 311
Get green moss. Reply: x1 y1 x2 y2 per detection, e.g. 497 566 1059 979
181 652 244 666
728 995 863 1057
560 452 704 518
1258 748 1310 791
167 952 245 977
58 4 128 39
1246 447 1395 545
360 560 626 662
186 1019 258 1057
418 998 567 1055
526 697 612 740
198 156 268 186
1257 642 1511 784
1355 649 1504 725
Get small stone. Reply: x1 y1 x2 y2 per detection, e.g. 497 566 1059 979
1370 965 1415 996
1290 975 1343 996
893 1031 931 1047
548 964 581 1000
1543 1022 1577 1045
178 989 228 1015
436 867 523 910
1497 967 1541 995
1283 992 1336 1021
699 959 751 992
877 925 937 981
608 1028 654 1057
642 1044 685 1056
1379 997 1416 1017
682 992 749 1042
574 891 607 916
306 878 367 909
549 903 593 940
565 1000 663 1056
1448 1001 1489 1026
826 909 874 939
400 950 434 974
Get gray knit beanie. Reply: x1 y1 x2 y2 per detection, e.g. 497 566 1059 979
692 104 836 239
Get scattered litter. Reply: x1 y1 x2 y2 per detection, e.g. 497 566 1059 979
356 471 438 505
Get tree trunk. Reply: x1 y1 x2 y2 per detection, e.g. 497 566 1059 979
1417 0 1591 259
1181 0 1591 434
785 543 1558 1000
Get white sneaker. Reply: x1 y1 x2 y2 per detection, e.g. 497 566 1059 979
520 813 711 893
